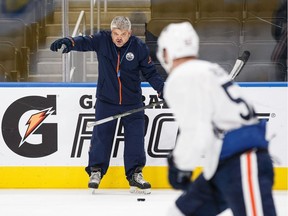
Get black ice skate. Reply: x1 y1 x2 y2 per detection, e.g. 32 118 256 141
128 167 151 194
88 168 101 190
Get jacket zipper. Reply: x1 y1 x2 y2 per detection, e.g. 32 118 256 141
116 51 122 105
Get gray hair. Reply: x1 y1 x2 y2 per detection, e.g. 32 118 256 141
110 16 131 31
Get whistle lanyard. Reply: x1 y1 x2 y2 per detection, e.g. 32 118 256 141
116 51 122 104
113 40 132 104
113 40 132 77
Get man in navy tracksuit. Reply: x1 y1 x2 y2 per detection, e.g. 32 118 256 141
50 16 164 194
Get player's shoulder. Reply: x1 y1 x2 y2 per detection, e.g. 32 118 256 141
173 60 228 86
192 59 221 69
194 60 228 78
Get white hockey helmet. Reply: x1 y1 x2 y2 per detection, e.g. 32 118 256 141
156 22 199 72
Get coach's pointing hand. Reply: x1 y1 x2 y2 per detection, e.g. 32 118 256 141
50 37 74 53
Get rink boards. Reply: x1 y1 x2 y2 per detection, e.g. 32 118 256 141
0 82 287 189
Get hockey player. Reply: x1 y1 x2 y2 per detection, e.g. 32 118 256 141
157 22 276 215
50 16 164 194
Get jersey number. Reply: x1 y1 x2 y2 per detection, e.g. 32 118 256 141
222 82 256 120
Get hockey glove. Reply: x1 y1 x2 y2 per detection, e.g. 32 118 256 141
167 154 192 190
50 37 74 53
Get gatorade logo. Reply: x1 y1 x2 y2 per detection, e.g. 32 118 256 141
1 95 58 158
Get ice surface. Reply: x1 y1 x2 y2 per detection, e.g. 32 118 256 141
0 189 287 216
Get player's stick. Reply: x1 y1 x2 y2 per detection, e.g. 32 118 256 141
228 50 250 80
87 50 250 128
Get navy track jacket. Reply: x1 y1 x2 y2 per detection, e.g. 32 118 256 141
72 31 164 105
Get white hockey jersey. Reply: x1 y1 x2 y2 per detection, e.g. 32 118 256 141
164 59 259 179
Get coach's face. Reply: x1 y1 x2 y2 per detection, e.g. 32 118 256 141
111 29 131 47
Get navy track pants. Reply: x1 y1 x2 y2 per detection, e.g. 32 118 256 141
85 99 146 179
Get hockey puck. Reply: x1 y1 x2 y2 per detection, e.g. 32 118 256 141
137 198 145 201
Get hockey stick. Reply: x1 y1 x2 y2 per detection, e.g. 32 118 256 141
228 50 250 80
86 100 165 127
87 50 250 128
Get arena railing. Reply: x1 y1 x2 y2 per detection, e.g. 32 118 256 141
69 10 86 82
62 0 107 82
